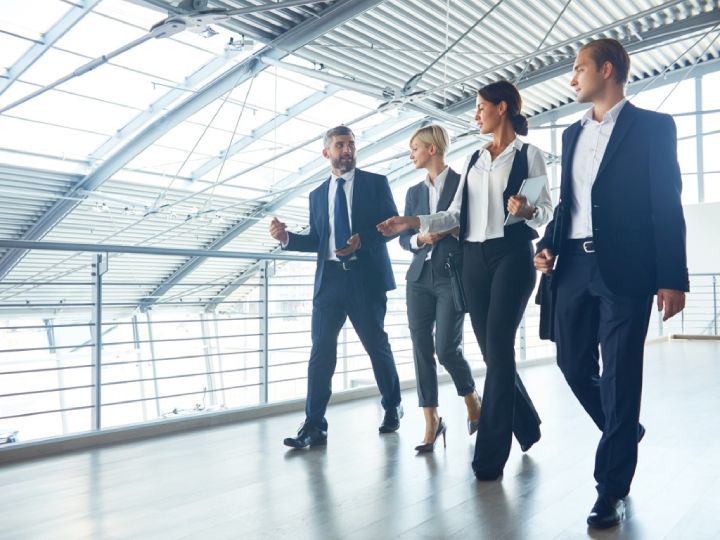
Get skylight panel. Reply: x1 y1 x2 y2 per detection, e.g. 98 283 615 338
0 115 107 158
0 0 69 38
0 33 32 70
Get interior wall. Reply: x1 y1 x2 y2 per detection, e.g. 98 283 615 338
683 201 720 274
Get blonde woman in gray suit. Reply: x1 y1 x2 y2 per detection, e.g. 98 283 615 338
399 125 481 453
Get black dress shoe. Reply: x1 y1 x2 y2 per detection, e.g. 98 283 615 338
473 468 503 481
587 494 625 529
283 424 327 449
415 418 447 453
379 404 404 433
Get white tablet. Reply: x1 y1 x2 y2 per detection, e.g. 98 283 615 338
504 175 547 226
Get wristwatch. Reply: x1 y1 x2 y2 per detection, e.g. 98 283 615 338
530 206 539 220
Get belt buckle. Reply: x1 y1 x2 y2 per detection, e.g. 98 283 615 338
582 240 595 253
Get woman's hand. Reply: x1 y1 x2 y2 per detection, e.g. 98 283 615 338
377 216 421 236
507 194 535 220
417 231 449 246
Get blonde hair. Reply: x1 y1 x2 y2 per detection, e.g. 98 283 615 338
409 125 450 156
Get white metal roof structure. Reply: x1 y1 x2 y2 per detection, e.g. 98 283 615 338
0 0 718 316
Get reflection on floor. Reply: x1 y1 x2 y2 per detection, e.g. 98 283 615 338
0 340 718 539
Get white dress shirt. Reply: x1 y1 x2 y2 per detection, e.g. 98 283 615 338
410 166 450 260
327 169 355 261
568 98 627 239
418 139 551 241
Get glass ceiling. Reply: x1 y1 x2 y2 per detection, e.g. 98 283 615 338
0 0 718 309
0 0 415 192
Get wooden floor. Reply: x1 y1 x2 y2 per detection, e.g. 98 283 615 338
1 340 719 540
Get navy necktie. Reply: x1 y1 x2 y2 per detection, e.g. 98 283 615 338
334 177 351 260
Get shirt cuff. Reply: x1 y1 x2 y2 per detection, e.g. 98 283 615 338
410 234 420 250
525 205 549 229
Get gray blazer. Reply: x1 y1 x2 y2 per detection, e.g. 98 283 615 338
399 168 461 282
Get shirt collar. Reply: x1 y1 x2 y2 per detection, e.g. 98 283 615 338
510 137 524 151
424 166 449 190
480 137 522 158
581 98 627 126
331 168 355 183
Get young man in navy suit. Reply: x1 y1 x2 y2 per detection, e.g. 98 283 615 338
270 125 403 448
534 39 688 528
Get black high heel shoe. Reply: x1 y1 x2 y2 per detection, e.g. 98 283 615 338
415 418 447 453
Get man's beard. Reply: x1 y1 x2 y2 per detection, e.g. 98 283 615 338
332 156 356 173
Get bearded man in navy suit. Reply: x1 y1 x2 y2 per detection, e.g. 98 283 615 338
270 125 403 449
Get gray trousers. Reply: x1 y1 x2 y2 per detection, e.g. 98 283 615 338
406 261 475 407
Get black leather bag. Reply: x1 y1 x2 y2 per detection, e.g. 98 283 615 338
535 200 565 342
444 250 468 313
535 272 555 341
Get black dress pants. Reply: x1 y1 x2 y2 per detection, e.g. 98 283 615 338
304 261 401 430
463 238 542 479
553 249 652 498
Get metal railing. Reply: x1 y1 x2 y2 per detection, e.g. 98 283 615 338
649 273 720 338
0 239 716 445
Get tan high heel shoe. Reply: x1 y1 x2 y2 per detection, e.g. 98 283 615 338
467 391 482 435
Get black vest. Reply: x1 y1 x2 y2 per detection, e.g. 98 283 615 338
458 143 539 244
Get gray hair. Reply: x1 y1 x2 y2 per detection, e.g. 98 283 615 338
323 125 355 149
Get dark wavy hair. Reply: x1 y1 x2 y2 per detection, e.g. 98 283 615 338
478 80 528 136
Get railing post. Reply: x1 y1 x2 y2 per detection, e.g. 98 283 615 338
260 260 270 404
681 307 685 334
47 318 69 433
713 275 717 336
132 314 150 421
696 76 704 203
131 315 140 351
342 326 348 389
144 311 161 418
91 253 108 431
212 317 227 404
199 313 216 406
44 319 56 354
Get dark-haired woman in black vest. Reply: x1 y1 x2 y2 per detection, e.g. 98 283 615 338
378 81 551 480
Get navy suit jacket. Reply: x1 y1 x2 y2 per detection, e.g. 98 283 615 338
538 102 689 297
285 168 398 298
399 168 461 282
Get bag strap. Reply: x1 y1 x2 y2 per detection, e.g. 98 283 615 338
459 150 481 242
502 143 530 220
